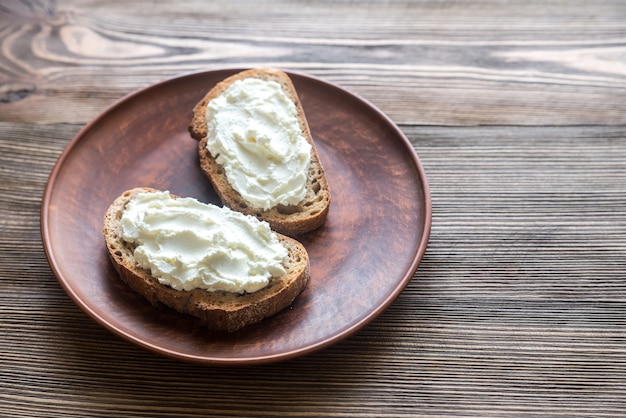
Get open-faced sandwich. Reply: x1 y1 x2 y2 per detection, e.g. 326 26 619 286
103 187 310 332
189 68 331 236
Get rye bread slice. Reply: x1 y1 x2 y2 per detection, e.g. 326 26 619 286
103 187 310 332
189 68 330 236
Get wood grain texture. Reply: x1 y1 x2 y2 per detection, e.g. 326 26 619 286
1 0 626 125
2 0 626 416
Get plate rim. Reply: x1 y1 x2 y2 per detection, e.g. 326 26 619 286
40 67 432 365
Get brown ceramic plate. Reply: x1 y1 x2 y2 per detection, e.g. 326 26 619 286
41 69 431 365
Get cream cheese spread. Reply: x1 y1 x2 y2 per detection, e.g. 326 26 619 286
205 77 312 210
120 191 288 294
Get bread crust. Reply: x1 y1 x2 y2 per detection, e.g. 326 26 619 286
103 187 310 332
189 68 330 236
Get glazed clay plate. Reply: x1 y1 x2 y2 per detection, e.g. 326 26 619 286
41 69 431 365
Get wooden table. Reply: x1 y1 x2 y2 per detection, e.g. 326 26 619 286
2 1 625 416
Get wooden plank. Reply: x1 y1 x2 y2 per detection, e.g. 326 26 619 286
1 121 625 416
1 1 626 125
2 0 626 416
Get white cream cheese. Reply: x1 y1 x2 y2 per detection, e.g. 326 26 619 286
120 191 288 294
205 77 312 210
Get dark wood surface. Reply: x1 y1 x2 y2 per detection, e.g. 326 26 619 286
2 0 626 416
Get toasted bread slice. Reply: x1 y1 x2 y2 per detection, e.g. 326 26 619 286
189 68 330 236
103 187 310 332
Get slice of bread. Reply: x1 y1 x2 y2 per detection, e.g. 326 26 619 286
189 68 330 236
103 187 310 332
